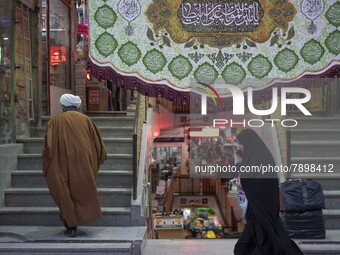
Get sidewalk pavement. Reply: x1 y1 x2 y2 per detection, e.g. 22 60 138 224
143 230 340 255
0 226 339 255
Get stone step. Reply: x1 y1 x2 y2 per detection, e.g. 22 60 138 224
289 157 340 191
16 138 133 154
293 117 340 129
0 242 131 255
32 126 134 138
101 154 133 170
297 243 340 255
18 154 133 171
290 129 340 141
324 191 340 210
99 127 134 138
127 112 136 117
290 157 340 173
0 207 131 226
91 116 135 128
11 170 133 188
41 116 135 128
0 226 146 255
126 106 136 113
86 111 128 117
323 209 340 230
4 188 132 207
291 141 340 157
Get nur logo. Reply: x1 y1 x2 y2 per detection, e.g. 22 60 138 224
198 83 312 116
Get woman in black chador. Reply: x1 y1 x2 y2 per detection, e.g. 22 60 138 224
233 129 304 255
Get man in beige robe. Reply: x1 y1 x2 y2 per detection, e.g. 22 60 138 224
42 94 107 237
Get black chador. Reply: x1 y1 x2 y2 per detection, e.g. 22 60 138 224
234 129 304 255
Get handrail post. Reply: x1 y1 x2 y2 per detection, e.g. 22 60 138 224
132 93 141 200
132 133 138 200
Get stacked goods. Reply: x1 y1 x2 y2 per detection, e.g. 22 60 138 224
280 179 325 239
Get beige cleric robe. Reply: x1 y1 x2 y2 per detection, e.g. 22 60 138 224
42 111 107 227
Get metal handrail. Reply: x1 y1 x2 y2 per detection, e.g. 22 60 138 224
132 93 141 200
132 93 147 200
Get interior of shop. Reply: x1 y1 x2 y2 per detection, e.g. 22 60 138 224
149 124 245 239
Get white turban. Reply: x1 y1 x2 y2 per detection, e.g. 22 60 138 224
60 94 82 108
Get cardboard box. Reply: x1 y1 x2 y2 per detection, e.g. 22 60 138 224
87 82 109 111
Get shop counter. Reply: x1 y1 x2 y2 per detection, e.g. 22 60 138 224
153 214 183 230
153 213 185 239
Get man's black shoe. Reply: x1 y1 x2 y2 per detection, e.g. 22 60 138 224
64 227 77 237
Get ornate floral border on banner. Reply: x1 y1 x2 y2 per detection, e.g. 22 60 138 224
88 0 340 99
88 58 340 107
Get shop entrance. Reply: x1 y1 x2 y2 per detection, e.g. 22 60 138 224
150 176 244 239
149 127 244 240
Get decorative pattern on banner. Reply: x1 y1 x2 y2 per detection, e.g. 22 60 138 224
118 0 141 35
89 0 340 98
145 0 295 47
301 0 324 34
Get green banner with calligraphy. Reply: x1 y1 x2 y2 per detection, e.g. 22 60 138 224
88 0 339 99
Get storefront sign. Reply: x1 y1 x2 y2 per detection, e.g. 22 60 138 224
154 216 183 229
50 46 66 65
180 197 209 206
77 24 88 35
154 127 185 142
189 127 219 137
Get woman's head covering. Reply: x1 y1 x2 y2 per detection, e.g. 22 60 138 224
236 129 276 177
60 94 82 109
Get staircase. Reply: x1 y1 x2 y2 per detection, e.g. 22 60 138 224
289 117 340 230
0 109 147 253
0 110 145 226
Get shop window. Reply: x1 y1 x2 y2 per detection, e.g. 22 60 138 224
15 4 33 119
0 0 12 143
49 0 71 89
